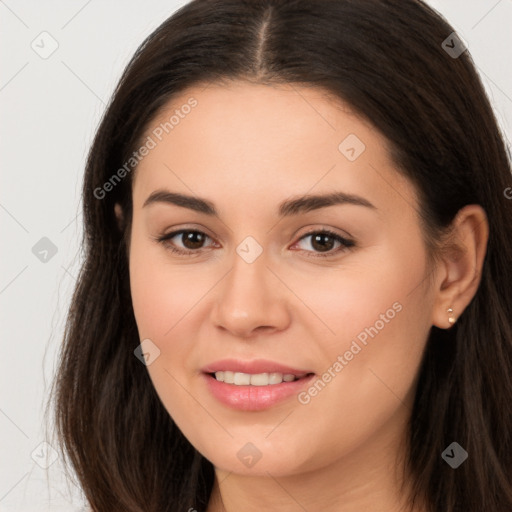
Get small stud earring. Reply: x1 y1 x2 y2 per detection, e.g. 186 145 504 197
447 307 456 325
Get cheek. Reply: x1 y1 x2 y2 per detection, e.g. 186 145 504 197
128 229 202 425
278 245 431 468
290 241 428 358
129 228 198 340
304 235 431 410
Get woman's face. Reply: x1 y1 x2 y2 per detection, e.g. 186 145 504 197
128 81 437 477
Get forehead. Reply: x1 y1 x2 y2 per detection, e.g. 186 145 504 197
132 81 417 220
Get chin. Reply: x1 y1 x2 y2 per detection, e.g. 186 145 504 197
192 434 319 478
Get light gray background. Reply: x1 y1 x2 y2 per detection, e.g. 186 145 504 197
1 1 511 510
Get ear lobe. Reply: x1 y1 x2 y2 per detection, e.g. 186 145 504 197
431 204 489 329
114 203 125 231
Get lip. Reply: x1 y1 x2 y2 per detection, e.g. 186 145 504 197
201 359 316 411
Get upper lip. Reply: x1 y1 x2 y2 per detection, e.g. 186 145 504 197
201 359 314 377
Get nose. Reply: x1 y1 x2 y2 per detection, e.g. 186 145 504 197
210 250 291 339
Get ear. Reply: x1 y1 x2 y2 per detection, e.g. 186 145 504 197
431 204 489 329
114 203 124 231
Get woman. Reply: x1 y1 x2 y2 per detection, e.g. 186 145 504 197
50 0 512 510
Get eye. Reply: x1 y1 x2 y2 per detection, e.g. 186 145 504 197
156 229 215 256
292 229 355 258
156 228 355 258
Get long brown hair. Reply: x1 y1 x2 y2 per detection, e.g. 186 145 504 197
48 1 512 510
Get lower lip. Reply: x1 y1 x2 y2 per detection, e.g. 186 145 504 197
203 373 315 411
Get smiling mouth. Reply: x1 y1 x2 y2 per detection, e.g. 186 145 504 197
208 371 315 386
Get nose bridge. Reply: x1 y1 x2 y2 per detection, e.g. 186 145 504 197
211 237 290 336
228 242 269 305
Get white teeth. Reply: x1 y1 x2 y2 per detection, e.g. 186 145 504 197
251 373 270 386
233 372 251 385
223 371 234 383
268 372 283 385
213 371 299 385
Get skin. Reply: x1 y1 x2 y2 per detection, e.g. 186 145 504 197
120 81 488 512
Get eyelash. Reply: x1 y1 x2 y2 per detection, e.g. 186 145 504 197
156 228 355 259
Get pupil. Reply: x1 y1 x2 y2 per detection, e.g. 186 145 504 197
183 231 204 249
312 233 334 252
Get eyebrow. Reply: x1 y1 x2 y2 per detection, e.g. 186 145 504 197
142 189 377 216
